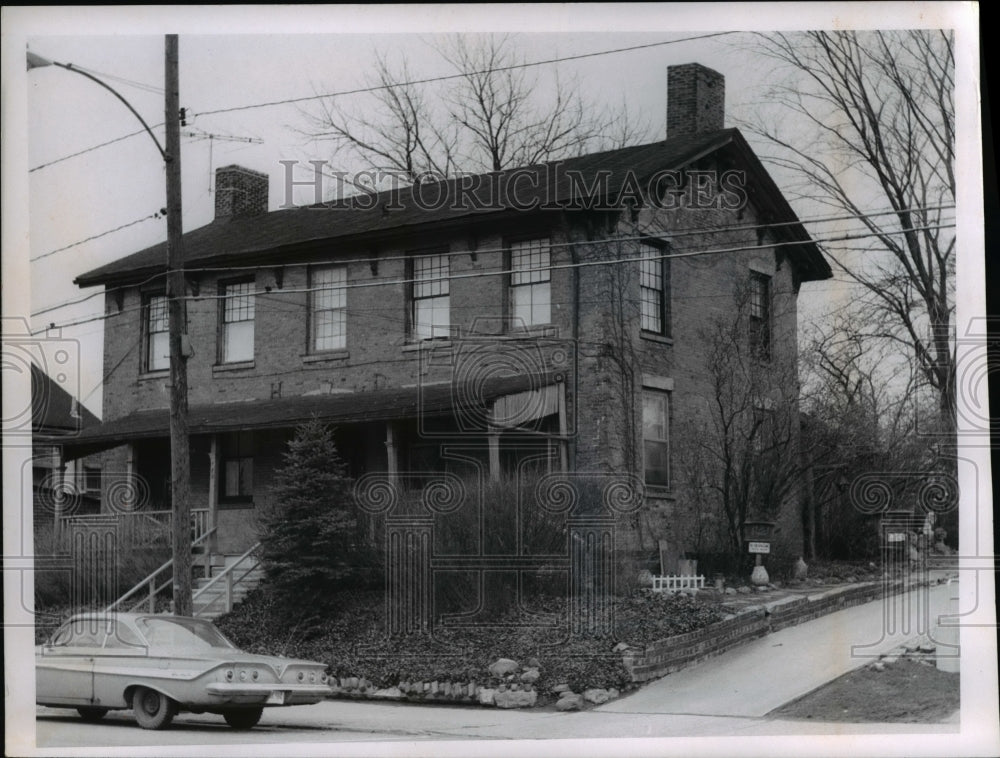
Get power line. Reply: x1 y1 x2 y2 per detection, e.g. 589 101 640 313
28 126 165 173
29 33 737 174
30 211 166 264
71 64 164 95
30 221 955 336
28 203 954 317
192 33 740 119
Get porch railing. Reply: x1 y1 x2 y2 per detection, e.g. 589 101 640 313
57 509 210 549
105 526 218 614
192 541 261 618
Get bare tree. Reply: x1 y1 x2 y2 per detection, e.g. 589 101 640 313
744 30 956 431
799 317 952 558
679 284 803 562
303 51 458 184
301 34 650 183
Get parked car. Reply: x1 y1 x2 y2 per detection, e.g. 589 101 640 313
36 612 332 730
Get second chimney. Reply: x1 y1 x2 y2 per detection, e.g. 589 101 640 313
215 165 269 219
667 63 725 139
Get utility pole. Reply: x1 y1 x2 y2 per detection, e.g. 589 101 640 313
165 34 192 616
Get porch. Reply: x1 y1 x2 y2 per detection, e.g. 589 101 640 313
60 373 570 557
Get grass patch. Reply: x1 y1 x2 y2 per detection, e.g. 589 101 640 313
770 659 959 723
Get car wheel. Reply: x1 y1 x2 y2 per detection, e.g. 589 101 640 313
77 706 109 722
223 707 263 729
132 687 177 730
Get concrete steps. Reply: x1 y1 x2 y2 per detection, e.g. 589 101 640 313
191 552 263 620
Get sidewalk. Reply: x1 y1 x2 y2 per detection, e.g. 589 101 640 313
599 578 956 718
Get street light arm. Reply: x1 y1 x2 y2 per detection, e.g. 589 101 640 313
36 57 169 162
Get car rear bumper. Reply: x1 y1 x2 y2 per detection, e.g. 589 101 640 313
205 682 332 705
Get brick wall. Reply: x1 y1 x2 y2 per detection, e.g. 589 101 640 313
98 188 806 561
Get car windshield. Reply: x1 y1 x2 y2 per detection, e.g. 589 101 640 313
135 617 237 651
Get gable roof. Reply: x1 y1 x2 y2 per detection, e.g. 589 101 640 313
76 128 831 287
31 363 100 435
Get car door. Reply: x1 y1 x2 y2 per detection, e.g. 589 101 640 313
36 619 105 706
92 619 149 708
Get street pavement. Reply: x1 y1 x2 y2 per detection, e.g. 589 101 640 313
32 579 964 750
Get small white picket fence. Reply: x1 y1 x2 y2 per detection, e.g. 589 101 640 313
651 574 706 593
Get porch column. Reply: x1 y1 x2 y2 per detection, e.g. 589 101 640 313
384 422 399 484
558 382 569 472
207 435 219 554
124 442 136 512
52 446 64 537
487 426 501 481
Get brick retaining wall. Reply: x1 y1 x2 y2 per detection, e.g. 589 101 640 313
624 578 919 682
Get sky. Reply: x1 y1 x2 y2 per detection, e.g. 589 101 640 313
4 4 980 423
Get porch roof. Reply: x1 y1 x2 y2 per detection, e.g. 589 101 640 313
60 372 560 459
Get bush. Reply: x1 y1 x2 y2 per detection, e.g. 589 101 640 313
33 521 171 612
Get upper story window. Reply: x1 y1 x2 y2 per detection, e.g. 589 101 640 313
143 294 169 372
639 243 670 336
410 252 450 341
220 279 255 363
642 389 670 488
749 271 772 360
509 238 551 328
310 265 347 352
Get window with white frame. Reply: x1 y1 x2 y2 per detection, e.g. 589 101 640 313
144 294 169 372
509 238 551 327
310 265 347 352
220 279 255 363
411 253 450 340
642 389 670 488
639 243 670 336
749 271 771 360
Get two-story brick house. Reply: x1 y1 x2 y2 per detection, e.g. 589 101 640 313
64 64 831 573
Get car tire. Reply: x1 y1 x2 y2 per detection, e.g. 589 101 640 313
132 687 177 730
223 707 263 729
77 707 109 722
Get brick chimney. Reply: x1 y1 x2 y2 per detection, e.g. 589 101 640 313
215 165 269 219
667 63 725 139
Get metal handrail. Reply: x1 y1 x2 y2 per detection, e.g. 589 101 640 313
105 527 217 613
192 541 261 618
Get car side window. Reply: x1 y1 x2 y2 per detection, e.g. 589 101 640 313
51 622 104 647
104 621 145 649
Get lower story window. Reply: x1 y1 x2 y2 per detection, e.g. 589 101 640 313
643 390 670 488
221 431 254 503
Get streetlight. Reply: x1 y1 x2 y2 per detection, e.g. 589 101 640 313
28 39 193 616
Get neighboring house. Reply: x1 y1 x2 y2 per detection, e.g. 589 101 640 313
64 64 831 569
31 363 102 531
